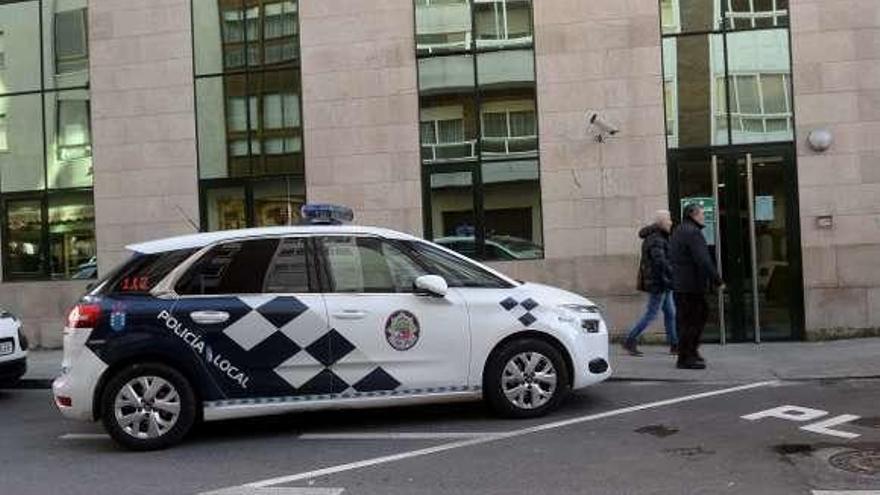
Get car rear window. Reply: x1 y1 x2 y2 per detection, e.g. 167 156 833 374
96 249 197 295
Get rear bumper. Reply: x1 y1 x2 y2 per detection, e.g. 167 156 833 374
0 357 27 385
53 330 107 422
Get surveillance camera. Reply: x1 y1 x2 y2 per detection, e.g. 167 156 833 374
588 113 620 137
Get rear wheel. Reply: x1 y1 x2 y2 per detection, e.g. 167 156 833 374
100 362 196 451
483 338 571 418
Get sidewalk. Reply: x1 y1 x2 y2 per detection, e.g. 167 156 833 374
18 337 880 386
610 337 880 382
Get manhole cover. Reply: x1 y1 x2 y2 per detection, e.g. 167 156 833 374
828 449 880 475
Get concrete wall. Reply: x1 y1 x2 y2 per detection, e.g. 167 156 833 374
791 0 880 334
88 0 200 275
496 0 669 334
299 0 422 236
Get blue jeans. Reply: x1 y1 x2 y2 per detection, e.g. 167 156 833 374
626 291 678 346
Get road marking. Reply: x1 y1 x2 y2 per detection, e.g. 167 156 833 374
202 487 344 495
813 491 880 495
742 405 862 439
230 380 778 489
299 432 501 441
59 433 110 440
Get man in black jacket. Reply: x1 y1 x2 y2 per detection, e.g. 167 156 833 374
622 210 677 357
670 203 723 369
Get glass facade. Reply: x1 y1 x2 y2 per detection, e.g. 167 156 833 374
415 0 543 261
0 0 95 281
193 0 305 230
661 0 793 149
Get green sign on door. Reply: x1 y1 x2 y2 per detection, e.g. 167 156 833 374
681 197 716 246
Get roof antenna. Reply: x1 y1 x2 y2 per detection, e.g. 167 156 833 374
172 203 200 232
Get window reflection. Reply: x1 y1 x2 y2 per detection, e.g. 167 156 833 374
0 94 45 192
253 178 304 227
725 29 792 144
48 191 95 280
429 171 475 242
5 199 44 278
205 186 246 231
481 160 542 261
0 1 94 280
473 0 532 49
415 0 471 55
46 90 92 189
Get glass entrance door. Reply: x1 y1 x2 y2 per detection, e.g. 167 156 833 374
670 145 804 342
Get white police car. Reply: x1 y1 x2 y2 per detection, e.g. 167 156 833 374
0 310 28 387
53 205 610 450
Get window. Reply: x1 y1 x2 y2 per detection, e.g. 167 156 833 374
264 237 310 293
54 9 88 74
415 0 542 261
0 112 7 152
404 241 512 288
176 239 280 295
56 99 91 161
660 2 793 148
103 249 197 295
321 237 427 293
194 2 304 230
0 3 93 280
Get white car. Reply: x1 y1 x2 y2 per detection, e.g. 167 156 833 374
54 208 610 450
0 310 28 387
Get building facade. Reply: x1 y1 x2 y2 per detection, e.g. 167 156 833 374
0 0 878 348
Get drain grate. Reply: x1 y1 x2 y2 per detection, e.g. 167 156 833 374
828 449 880 475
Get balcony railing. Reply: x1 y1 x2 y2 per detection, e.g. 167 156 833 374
421 140 477 163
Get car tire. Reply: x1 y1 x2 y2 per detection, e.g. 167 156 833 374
100 362 196 451
483 338 571 419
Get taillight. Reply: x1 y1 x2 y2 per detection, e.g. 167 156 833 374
66 304 102 329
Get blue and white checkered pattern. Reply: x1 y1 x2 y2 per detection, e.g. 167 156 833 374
499 296 540 327
192 295 401 396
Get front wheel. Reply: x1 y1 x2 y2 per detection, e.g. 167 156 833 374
483 338 571 418
100 362 196 451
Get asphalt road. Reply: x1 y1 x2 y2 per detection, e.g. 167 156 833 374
2 379 879 495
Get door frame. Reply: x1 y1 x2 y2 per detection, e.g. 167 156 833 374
667 142 805 342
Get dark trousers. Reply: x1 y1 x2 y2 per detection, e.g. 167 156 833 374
674 292 709 364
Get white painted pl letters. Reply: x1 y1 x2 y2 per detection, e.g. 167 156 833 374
741 405 828 422
742 405 862 439
799 414 862 440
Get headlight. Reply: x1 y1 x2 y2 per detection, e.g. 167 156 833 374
558 304 603 333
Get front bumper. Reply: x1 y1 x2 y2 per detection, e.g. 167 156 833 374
0 356 27 385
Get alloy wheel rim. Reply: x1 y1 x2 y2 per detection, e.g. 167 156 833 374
114 376 181 439
502 351 557 409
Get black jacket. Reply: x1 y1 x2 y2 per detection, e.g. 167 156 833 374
636 225 673 294
670 217 723 294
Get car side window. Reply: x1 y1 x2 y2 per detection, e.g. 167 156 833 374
175 239 279 295
102 249 197 295
404 241 512 289
320 236 427 293
264 237 311 293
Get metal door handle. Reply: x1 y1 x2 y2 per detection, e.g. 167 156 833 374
332 310 367 320
190 310 230 325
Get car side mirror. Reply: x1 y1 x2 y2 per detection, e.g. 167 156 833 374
414 275 448 297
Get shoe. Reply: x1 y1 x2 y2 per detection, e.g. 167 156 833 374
669 344 678 355
695 353 706 364
622 340 643 357
676 360 706 370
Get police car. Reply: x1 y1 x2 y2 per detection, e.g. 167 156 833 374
0 310 28 387
53 205 610 450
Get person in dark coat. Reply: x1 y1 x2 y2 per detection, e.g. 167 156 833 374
670 203 723 369
622 210 677 357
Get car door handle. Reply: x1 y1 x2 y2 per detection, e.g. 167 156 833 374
332 310 368 320
190 310 230 325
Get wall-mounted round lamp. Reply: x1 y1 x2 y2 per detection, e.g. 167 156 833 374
807 128 833 152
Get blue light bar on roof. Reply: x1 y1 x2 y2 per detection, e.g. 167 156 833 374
300 204 354 225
